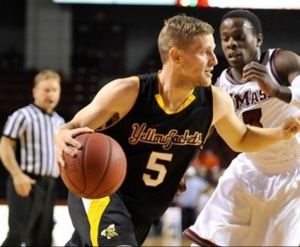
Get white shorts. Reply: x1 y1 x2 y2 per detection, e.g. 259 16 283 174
184 153 300 246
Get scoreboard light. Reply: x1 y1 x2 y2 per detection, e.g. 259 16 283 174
177 0 208 7
178 0 197 7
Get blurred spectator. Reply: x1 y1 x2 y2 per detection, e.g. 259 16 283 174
198 149 220 173
173 166 210 230
193 149 221 185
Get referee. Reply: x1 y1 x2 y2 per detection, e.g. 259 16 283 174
0 69 65 246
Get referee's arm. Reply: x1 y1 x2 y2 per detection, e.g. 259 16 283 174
0 136 36 197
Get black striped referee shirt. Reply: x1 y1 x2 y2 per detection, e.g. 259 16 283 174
2 103 65 178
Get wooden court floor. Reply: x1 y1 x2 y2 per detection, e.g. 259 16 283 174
143 236 192 246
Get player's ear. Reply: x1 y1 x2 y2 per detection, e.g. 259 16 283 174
257 33 263 47
169 47 181 63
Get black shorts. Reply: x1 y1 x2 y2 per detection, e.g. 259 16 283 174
66 191 152 246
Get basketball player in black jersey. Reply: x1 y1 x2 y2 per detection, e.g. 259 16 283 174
55 14 300 246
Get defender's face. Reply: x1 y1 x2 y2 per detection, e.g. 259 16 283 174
220 18 260 70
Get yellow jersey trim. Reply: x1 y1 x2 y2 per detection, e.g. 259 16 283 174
155 91 196 114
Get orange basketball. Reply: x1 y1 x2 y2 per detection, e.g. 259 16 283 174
60 132 127 199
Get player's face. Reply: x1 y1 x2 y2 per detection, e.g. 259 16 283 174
33 79 61 113
220 18 261 70
179 34 218 87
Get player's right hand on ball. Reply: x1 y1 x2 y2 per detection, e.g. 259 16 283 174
55 127 94 167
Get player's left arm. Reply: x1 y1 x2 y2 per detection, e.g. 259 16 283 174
212 86 300 153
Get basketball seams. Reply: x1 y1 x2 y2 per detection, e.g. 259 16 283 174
86 134 112 198
62 133 90 194
93 138 127 198
94 164 125 197
81 133 90 193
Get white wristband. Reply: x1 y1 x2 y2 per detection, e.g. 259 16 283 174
289 75 300 108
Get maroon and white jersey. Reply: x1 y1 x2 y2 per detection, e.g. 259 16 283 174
184 49 300 247
216 48 300 167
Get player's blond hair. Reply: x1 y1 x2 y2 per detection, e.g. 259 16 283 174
158 14 214 64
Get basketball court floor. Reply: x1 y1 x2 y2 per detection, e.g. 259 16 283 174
143 236 192 246
0 204 192 246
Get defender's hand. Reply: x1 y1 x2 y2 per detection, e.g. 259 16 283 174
242 61 280 96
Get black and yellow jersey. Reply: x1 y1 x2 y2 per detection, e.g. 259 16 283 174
99 72 213 220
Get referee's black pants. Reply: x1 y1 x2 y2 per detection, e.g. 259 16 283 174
1 175 57 247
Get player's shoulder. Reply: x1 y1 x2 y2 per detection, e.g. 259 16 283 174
112 75 139 85
211 85 234 109
272 47 300 62
115 72 158 91
105 75 139 94
271 47 300 76
211 85 235 124
211 84 230 97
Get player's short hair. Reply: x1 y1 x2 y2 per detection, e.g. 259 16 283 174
221 9 263 35
158 14 214 64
